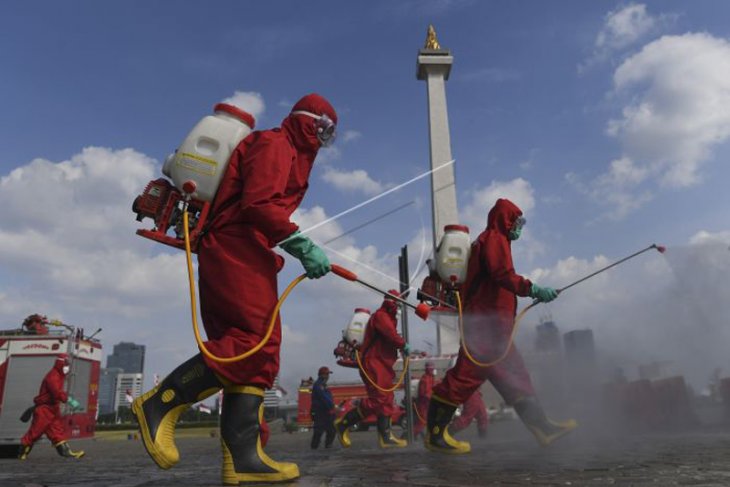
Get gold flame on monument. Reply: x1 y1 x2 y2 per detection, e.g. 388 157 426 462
424 24 441 50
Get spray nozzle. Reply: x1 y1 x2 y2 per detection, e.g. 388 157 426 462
654 244 667 254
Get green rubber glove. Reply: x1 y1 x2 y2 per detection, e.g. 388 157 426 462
67 397 81 410
508 227 522 241
530 284 559 303
402 343 411 356
279 230 331 279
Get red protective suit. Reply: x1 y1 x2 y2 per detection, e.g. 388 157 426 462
21 356 69 446
198 94 337 388
357 297 405 417
413 369 434 436
450 390 489 434
433 198 536 405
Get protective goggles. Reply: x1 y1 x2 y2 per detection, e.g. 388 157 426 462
513 216 527 230
291 110 337 147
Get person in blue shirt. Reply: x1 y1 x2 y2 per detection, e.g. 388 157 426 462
310 366 336 449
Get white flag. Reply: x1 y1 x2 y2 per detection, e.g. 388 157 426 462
197 403 212 414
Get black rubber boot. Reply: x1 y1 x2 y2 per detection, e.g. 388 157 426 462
55 441 84 459
132 354 223 469
377 415 407 448
514 396 577 446
18 444 32 460
220 385 299 485
334 407 362 448
424 396 470 454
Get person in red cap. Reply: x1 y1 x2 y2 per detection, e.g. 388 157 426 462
310 366 336 449
19 354 84 460
426 198 576 454
133 94 338 484
450 389 489 438
336 292 410 449
412 361 436 438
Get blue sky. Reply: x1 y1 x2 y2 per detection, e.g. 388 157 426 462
2 1 730 395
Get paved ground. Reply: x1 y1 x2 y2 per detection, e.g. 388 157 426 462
2 420 730 487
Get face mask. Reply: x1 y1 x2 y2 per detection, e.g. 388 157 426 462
290 110 337 147
62 365 70 375
509 216 526 241
432 369 437 376
396 309 402 319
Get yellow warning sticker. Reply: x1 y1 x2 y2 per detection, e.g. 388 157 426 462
176 152 217 176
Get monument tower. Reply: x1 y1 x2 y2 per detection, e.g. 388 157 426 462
417 26 460 355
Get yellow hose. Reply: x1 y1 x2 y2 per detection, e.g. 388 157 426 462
183 210 306 364
355 349 410 393
456 290 537 368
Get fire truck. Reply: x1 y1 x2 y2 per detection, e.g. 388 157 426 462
0 323 102 456
297 381 406 431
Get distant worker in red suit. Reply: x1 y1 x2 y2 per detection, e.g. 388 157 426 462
450 389 489 438
133 93 338 484
19 354 84 460
426 198 577 454
412 361 436 438
336 292 410 449
22 314 49 335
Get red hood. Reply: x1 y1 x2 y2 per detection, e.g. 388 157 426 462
486 198 523 237
281 93 337 154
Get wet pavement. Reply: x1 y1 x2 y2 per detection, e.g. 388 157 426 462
3 420 730 486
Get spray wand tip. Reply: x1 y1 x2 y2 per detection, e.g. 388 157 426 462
415 303 431 321
655 244 667 254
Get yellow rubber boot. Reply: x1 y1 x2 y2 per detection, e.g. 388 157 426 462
132 354 222 469
334 407 362 448
377 415 407 448
54 441 85 459
424 396 471 454
514 396 578 446
18 444 32 460
220 385 299 485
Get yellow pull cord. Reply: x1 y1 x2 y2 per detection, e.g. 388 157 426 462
456 290 537 368
355 349 410 393
412 398 426 423
183 210 306 364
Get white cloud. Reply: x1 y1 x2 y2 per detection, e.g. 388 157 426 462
608 33 730 187
321 166 386 196
597 3 656 51
579 3 673 73
576 32 730 219
341 130 362 143
689 230 730 246
221 91 266 121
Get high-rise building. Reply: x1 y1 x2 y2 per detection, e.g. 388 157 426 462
113 373 144 412
106 342 145 374
98 367 123 415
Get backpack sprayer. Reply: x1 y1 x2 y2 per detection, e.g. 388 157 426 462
457 243 667 368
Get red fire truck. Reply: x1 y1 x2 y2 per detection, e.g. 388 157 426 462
297 381 406 431
0 324 102 457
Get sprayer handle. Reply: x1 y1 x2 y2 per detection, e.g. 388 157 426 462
331 264 358 281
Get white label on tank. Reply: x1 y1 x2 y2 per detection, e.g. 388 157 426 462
176 152 217 176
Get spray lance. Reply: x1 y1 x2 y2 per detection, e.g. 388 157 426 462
458 243 667 368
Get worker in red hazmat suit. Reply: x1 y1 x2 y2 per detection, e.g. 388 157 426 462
336 292 410 448
133 93 337 484
412 361 436 438
426 198 577 454
450 389 489 438
19 354 84 460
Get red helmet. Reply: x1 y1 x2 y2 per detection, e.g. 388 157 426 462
318 366 332 376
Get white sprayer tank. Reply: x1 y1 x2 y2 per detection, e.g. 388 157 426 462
435 224 471 285
163 103 255 202
343 308 371 346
